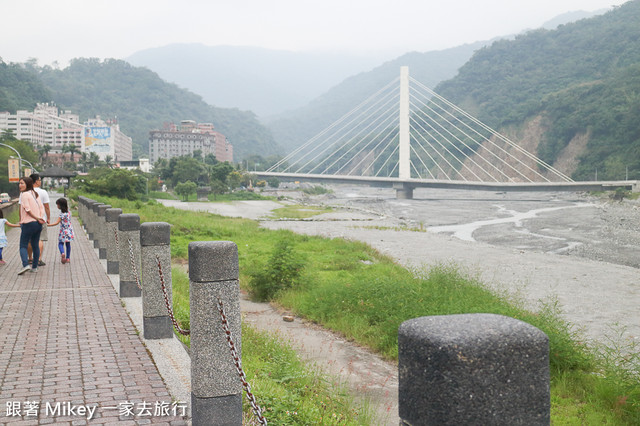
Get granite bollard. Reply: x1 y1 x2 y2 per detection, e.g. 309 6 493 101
91 203 104 247
189 241 242 426
77 196 87 225
96 204 111 259
105 208 122 274
398 313 550 425
87 201 99 240
118 214 142 297
140 222 173 339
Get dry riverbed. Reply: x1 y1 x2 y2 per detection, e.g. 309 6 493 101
159 186 640 424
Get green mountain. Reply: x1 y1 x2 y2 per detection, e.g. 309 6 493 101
0 58 281 161
38 58 281 160
0 60 51 112
433 0 640 180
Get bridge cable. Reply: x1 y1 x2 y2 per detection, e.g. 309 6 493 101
267 78 399 172
410 123 465 181
411 78 573 182
410 90 529 182
296 85 399 174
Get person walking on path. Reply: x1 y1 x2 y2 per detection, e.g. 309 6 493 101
0 209 19 265
28 173 50 266
17 176 45 275
48 197 75 264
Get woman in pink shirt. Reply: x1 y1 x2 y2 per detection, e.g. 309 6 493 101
17 176 45 275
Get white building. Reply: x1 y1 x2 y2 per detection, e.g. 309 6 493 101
0 103 84 151
84 116 132 161
0 103 132 161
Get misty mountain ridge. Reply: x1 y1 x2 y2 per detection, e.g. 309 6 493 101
126 44 386 117
125 8 606 124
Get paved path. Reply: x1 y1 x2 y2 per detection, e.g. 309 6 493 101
0 213 188 425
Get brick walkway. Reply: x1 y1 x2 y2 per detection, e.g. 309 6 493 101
0 215 188 425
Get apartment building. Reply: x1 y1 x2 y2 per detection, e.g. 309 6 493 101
148 120 233 164
84 116 132 161
0 103 84 151
0 103 132 161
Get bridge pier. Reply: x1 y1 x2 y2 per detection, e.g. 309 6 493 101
394 183 414 200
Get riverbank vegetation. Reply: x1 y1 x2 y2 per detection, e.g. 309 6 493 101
85 195 640 424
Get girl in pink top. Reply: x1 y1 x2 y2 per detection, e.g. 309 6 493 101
17 177 45 275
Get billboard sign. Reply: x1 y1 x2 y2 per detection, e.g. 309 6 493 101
85 127 112 153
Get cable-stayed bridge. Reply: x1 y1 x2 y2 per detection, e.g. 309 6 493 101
257 67 635 198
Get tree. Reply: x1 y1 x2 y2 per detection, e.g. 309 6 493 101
267 177 280 188
73 167 144 200
172 156 208 186
210 179 228 200
228 170 243 190
67 143 79 162
39 144 52 163
174 181 197 201
210 161 234 183
89 152 100 169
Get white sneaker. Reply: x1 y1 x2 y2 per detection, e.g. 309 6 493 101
30 268 38 273
18 265 31 275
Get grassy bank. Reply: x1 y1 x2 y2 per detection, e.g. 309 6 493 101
85 195 640 424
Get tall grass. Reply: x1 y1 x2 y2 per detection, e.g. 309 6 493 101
171 267 371 424
89 194 640 425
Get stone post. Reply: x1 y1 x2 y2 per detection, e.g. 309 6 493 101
87 201 99 240
398 313 550 425
97 204 111 259
105 208 122 274
140 222 173 339
189 241 242 426
118 214 142 298
77 197 87 225
90 203 103 246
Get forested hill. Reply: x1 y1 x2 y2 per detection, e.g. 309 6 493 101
0 60 51 112
434 0 640 180
1 58 281 160
38 59 281 160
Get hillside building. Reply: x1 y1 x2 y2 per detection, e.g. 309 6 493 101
148 120 233 164
0 103 132 161
84 116 133 161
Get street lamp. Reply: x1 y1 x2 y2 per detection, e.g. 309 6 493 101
0 142 38 174
0 142 22 169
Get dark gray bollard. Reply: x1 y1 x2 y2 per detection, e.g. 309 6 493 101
77 197 87 225
189 241 242 426
87 201 99 240
96 204 111 259
105 208 122 274
118 214 142 297
398 313 550 425
91 203 104 247
140 222 173 339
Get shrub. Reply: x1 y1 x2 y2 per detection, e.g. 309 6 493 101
249 239 305 301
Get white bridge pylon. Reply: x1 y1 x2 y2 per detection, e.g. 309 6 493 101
268 66 572 183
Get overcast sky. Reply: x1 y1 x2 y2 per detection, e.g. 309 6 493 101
0 0 630 66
